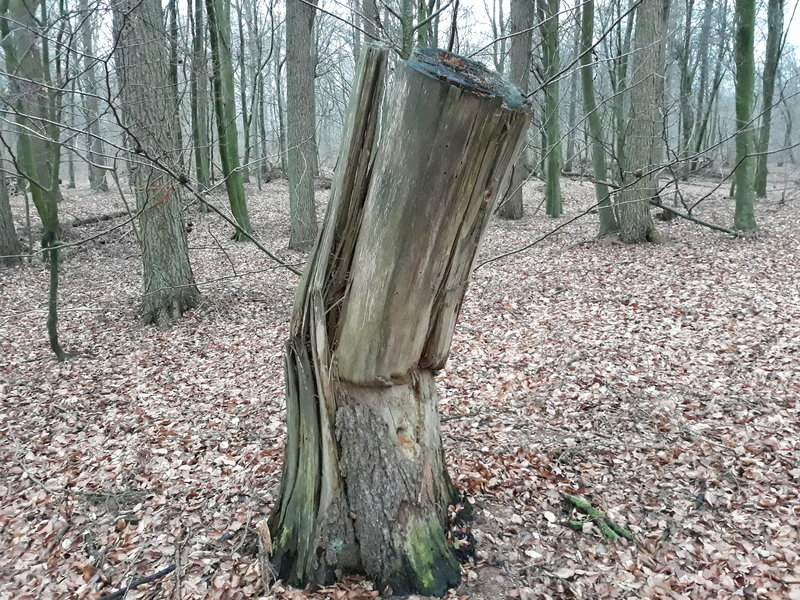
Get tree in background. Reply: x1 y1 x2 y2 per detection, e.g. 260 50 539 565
1 0 66 358
498 0 534 220
754 0 785 198
207 0 253 240
617 0 667 243
580 0 618 236
113 0 200 325
0 171 21 267
540 0 563 218
79 0 109 192
285 0 319 250
190 0 211 207
733 0 757 231
608 0 636 177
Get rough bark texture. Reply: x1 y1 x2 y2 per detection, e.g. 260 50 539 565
580 0 618 236
617 0 665 243
113 0 200 325
269 46 530 596
190 0 211 201
285 0 319 250
540 0 563 218
754 0 784 198
206 0 253 239
498 0 534 220
0 172 21 266
612 0 635 176
733 0 757 230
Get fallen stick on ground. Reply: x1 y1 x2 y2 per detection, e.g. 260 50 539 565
561 494 641 548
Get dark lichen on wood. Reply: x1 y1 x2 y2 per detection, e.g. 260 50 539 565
407 47 527 109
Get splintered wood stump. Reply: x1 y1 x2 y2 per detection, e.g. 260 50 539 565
268 46 530 595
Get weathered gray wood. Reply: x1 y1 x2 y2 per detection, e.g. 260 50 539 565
269 46 530 596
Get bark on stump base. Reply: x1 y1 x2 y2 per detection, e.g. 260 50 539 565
268 46 530 596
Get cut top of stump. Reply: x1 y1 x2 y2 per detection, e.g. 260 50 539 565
407 47 527 110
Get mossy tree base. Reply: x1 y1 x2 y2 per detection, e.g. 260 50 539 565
268 46 530 595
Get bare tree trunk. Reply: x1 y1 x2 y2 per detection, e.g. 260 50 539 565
235 0 250 183
79 0 109 192
286 0 318 249
540 0 562 217
733 0 756 230
564 13 581 173
754 0 784 197
1 0 66 359
113 0 200 325
275 48 288 177
617 0 667 243
167 0 184 172
207 0 253 239
190 0 211 207
498 0 534 220
0 171 21 266
65 80 76 189
269 46 530 596
779 86 795 164
689 0 714 172
612 0 635 176
580 0 618 235
677 0 695 180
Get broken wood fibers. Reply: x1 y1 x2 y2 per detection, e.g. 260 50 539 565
269 45 531 595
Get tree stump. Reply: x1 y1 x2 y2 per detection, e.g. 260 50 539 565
268 46 531 596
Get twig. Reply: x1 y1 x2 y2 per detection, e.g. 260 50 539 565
649 199 741 236
99 565 176 600
562 494 643 550
441 411 482 423
173 527 185 600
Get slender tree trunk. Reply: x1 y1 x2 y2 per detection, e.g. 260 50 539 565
167 0 185 172
780 90 795 164
540 0 562 217
269 46 530 596
677 0 695 180
190 0 211 209
286 0 318 249
689 0 713 172
564 15 581 173
364 0 379 40
245 0 261 185
733 0 757 230
1 0 66 359
754 0 784 197
613 0 635 176
498 0 533 220
65 80 76 189
207 0 253 239
351 0 362 58
580 0 618 235
235 0 250 183
617 0 666 243
79 0 109 192
416 0 437 46
113 0 200 325
275 53 288 177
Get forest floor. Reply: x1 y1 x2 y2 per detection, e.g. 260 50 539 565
1 170 799 600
